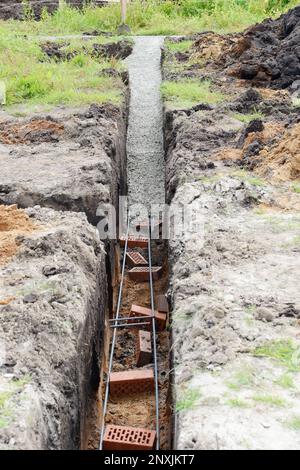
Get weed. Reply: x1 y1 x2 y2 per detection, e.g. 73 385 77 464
176 388 201 412
252 394 287 407
231 169 265 187
275 373 295 389
286 416 300 431
166 40 194 54
232 112 264 123
227 397 250 408
253 339 300 372
292 183 300 194
161 79 225 109
226 367 256 391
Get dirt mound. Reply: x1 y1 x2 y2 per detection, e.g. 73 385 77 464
0 205 36 266
225 6 300 89
256 123 300 181
93 40 133 60
192 32 238 63
0 119 64 144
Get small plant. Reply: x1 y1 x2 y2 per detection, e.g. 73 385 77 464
274 373 295 389
231 169 265 186
227 397 250 408
253 339 300 372
166 40 194 54
233 112 264 123
176 388 201 412
161 79 226 109
22 0 35 21
226 367 256 391
252 394 287 407
292 183 300 194
285 416 300 431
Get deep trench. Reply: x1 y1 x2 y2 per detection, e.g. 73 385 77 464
82 37 172 450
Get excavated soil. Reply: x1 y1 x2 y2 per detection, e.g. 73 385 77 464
0 119 64 145
0 205 36 266
188 6 300 90
163 9 300 450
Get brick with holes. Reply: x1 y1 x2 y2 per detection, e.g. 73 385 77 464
136 330 152 367
109 368 154 396
128 266 162 282
119 236 148 248
130 304 167 332
126 251 148 268
103 425 156 450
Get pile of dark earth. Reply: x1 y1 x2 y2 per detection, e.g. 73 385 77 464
219 5 300 90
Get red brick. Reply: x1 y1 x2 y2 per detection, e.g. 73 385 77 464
119 236 148 248
136 330 152 367
103 425 156 450
128 266 162 282
157 294 169 314
109 369 154 396
126 251 148 268
130 304 167 332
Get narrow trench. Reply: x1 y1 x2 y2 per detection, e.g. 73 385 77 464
83 36 172 450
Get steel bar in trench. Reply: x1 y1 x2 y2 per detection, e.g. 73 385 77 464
110 322 151 329
99 215 130 450
148 216 160 450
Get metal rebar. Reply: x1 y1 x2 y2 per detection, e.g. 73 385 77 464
110 322 151 329
98 215 130 450
148 215 160 450
108 315 154 322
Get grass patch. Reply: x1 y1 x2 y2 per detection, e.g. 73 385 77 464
253 339 300 372
226 367 256 391
252 394 287 407
286 416 300 431
161 79 225 109
275 373 295 389
0 1 298 36
232 112 264 123
292 183 300 194
166 40 194 54
0 35 124 108
227 398 250 408
0 375 31 429
231 169 265 187
176 388 201 412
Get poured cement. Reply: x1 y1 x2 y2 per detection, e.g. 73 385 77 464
126 37 165 208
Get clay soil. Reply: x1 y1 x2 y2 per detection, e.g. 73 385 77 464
0 204 37 266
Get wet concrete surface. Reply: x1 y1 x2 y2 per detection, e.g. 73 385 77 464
126 36 165 209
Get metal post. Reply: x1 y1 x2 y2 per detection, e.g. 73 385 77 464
120 0 127 24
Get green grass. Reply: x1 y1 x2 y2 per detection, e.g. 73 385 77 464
286 416 300 431
226 367 256 391
0 375 31 429
253 339 300 372
166 40 194 54
0 35 124 109
176 388 201 412
232 112 264 123
231 170 265 187
292 183 300 194
252 394 287 407
275 373 295 389
0 1 298 36
161 79 226 109
227 398 250 408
